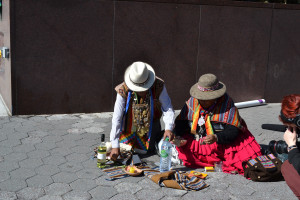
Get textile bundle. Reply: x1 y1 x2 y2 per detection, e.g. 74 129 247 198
102 166 208 191
144 170 208 191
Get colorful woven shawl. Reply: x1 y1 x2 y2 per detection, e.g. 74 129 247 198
189 99 217 135
178 93 242 134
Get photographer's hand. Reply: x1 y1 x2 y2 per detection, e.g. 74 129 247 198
283 126 297 147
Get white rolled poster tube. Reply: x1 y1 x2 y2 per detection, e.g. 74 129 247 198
234 99 266 109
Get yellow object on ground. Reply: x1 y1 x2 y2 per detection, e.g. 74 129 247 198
188 171 208 179
129 166 135 173
205 166 215 172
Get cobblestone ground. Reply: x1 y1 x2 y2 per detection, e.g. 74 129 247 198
0 104 297 200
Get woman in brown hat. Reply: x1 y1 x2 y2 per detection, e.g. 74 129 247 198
174 73 262 175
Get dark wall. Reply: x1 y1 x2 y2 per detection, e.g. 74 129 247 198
11 0 114 114
197 5 272 102
113 2 200 110
265 9 300 102
10 0 300 115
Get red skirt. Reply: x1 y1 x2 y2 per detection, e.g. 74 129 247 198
176 128 262 175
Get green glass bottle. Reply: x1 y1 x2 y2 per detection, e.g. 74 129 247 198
97 134 106 168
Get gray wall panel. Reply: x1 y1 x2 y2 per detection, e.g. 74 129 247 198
265 9 300 102
198 5 272 102
12 0 114 114
9 0 300 114
113 1 200 109
0 0 12 114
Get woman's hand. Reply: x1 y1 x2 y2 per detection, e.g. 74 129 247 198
109 148 120 161
283 126 297 147
163 130 174 141
172 136 187 147
204 134 217 144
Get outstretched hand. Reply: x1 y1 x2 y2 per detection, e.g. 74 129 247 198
163 130 174 141
109 148 121 161
204 134 217 144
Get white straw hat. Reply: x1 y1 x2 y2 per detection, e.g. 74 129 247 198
124 61 155 92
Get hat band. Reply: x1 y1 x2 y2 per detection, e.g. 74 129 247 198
198 83 220 92
129 76 149 87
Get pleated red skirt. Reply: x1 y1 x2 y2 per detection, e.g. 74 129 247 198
176 128 262 175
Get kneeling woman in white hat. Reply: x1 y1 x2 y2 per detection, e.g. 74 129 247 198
174 74 262 175
109 61 175 160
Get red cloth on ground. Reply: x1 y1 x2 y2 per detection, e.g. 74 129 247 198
281 160 300 199
176 127 262 175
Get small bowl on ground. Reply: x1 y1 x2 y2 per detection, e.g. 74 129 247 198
124 165 143 176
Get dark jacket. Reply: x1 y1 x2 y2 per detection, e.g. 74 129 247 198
174 120 239 144
288 143 300 175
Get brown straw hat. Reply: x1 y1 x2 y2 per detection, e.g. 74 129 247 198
190 73 226 100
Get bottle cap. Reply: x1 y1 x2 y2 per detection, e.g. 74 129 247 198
101 134 105 142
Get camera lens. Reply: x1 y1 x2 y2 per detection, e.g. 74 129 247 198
269 140 276 153
269 140 288 154
276 141 288 154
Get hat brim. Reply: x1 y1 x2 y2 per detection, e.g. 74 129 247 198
124 63 155 92
190 82 226 100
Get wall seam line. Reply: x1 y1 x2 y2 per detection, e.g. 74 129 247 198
112 0 116 109
196 5 202 81
264 6 274 101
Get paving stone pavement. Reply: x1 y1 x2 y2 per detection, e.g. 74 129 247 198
0 105 298 200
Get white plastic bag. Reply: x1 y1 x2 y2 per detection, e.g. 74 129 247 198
158 138 181 166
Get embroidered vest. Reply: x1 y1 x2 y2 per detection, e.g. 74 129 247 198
115 77 164 150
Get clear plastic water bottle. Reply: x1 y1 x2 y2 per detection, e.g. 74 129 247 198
160 137 172 172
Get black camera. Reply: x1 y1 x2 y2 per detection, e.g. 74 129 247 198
262 124 299 155
269 140 288 154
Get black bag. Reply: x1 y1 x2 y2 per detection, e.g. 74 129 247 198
243 154 284 182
